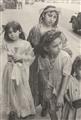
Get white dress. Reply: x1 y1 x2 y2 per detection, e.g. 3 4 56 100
2 39 35 118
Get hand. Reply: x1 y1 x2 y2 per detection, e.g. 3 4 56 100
57 95 64 108
45 88 53 100
13 54 23 62
8 54 14 62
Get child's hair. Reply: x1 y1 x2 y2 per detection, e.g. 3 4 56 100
71 55 81 75
37 30 61 58
39 5 59 27
4 21 25 41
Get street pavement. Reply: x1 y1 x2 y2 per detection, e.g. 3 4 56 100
0 2 81 120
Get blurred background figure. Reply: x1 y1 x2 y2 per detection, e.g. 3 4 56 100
17 0 23 9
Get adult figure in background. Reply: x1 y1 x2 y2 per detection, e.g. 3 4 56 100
27 5 72 116
17 0 22 9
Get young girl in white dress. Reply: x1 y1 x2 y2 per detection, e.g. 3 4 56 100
2 21 35 120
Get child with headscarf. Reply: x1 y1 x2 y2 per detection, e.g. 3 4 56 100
27 5 72 116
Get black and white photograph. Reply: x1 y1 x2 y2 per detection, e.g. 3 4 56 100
0 0 81 120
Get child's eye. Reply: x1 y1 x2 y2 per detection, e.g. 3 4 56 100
13 30 17 33
53 16 57 19
8 29 17 33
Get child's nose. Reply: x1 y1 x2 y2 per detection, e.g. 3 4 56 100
11 32 14 35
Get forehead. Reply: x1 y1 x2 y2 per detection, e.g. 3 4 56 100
46 11 57 16
8 27 17 32
50 37 61 46
8 27 13 31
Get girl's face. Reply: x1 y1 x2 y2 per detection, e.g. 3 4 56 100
44 11 57 27
76 65 81 80
48 37 62 56
8 27 20 41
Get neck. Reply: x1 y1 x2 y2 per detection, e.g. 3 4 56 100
48 53 57 59
9 39 19 43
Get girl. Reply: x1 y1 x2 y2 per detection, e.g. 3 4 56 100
61 55 81 120
2 21 35 120
27 5 72 115
27 5 72 55
37 30 72 120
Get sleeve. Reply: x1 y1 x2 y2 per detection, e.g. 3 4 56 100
62 54 72 76
23 41 35 65
61 32 72 57
25 42 34 56
0 39 6 50
27 26 39 48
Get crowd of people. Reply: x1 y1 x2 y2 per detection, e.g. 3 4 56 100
0 5 81 120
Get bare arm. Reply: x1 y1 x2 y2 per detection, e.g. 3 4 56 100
59 75 70 97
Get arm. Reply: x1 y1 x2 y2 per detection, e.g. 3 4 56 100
13 42 35 65
59 75 70 97
21 42 35 65
57 75 70 107
22 49 35 65
57 54 72 106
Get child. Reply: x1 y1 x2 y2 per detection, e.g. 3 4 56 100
2 21 35 120
37 30 72 120
61 55 81 120
27 5 72 116
27 5 72 55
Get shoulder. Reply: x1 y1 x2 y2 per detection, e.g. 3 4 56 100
59 50 71 59
68 75 76 87
20 40 31 48
29 25 40 33
27 25 40 41
59 50 72 66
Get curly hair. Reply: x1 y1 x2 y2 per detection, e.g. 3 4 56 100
4 21 25 41
39 5 59 27
71 55 81 75
37 30 61 58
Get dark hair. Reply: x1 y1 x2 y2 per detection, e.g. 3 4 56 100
4 21 25 41
39 5 59 27
71 55 81 75
37 30 61 57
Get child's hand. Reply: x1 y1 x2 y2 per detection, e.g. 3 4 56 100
8 54 14 62
13 54 23 62
57 95 64 107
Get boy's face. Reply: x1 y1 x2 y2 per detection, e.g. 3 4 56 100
44 11 57 27
48 37 62 56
